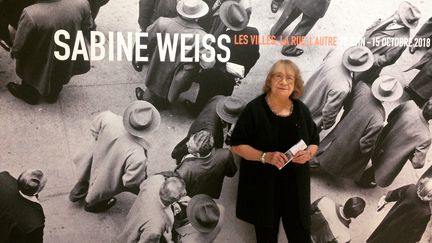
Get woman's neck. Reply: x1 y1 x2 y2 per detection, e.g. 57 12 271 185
266 93 293 117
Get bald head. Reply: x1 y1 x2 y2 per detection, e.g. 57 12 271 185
159 177 186 206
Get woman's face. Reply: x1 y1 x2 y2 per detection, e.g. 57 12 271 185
268 64 296 97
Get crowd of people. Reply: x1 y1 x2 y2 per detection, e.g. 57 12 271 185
1 0 432 242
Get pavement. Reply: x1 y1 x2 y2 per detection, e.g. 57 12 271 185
1 0 432 242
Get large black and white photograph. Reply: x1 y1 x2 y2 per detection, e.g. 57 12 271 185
1 0 432 242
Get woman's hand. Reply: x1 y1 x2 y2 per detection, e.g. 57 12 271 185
292 150 312 164
264 151 289 169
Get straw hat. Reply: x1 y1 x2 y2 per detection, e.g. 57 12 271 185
177 0 209 19
123 101 161 138
342 46 374 72
216 96 245 124
371 75 403 102
398 2 421 29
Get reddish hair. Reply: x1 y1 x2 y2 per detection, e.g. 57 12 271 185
262 59 304 98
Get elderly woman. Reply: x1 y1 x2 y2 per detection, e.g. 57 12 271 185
230 59 319 243
367 177 432 243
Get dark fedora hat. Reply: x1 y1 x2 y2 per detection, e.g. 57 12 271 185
219 1 249 31
216 96 245 124
123 101 161 138
187 194 224 233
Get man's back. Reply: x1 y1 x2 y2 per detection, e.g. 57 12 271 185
0 171 45 243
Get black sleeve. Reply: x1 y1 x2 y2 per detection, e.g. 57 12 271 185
25 226 44 243
230 102 256 146
299 101 320 145
385 184 411 202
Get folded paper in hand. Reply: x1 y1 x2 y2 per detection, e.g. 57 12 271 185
226 62 245 78
279 140 307 170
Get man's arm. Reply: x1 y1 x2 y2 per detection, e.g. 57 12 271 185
321 89 349 130
410 136 431 169
25 226 44 243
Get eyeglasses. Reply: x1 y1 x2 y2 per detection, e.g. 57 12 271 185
271 73 295 83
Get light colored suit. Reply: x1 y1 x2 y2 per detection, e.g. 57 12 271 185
75 111 148 205
301 47 352 130
115 175 173 243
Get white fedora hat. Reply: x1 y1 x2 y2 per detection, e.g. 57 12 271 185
342 46 374 72
371 75 403 102
177 0 209 19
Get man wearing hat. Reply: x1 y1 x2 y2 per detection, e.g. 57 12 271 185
175 130 237 199
356 1 421 84
173 194 224 243
116 175 187 243
189 0 260 112
357 97 432 188
69 101 161 212
301 46 374 133
405 16 432 107
7 0 93 105
172 95 245 164
367 179 432 243
0 169 47 243
310 77 401 180
269 0 331 56
311 196 366 243
135 0 215 109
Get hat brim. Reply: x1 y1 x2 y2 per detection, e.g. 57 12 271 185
216 97 238 124
371 77 404 102
177 2 209 19
123 101 161 138
398 2 419 29
342 46 374 72
187 195 224 233
219 1 248 31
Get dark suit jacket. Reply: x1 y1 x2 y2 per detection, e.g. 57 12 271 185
295 0 331 18
358 17 410 83
138 0 177 31
0 171 45 243
171 95 226 163
175 148 237 198
367 184 431 243
407 17 432 71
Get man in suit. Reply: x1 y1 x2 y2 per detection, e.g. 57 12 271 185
270 0 331 56
300 46 373 133
175 130 237 199
405 16 432 107
311 196 366 243
171 96 245 164
357 98 432 188
310 76 403 179
135 0 215 109
69 101 161 213
356 1 421 84
7 0 93 105
115 175 187 243
0 169 47 243
367 178 432 243
191 1 259 112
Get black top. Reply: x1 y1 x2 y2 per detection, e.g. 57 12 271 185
0 171 45 243
230 94 319 226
